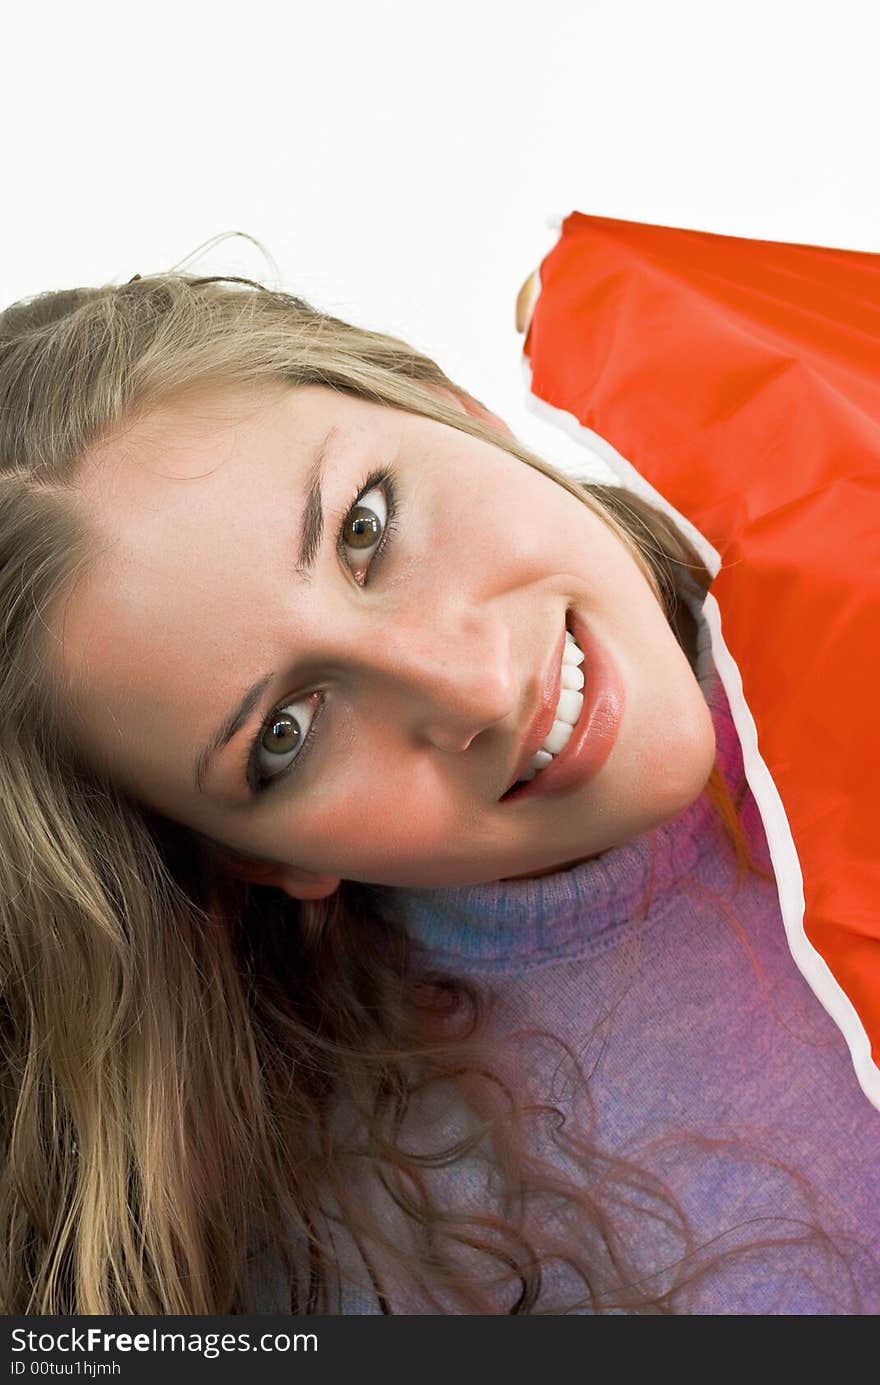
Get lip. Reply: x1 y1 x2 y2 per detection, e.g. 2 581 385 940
505 619 569 791
499 607 625 804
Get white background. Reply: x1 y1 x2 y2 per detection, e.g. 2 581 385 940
3 0 878 477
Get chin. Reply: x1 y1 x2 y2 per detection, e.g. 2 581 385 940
609 690 717 840
647 697 718 825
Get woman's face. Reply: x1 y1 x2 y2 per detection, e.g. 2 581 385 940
57 382 715 893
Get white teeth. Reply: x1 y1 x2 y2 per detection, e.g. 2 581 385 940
518 746 553 781
513 626 588 787
555 687 583 724
542 717 575 756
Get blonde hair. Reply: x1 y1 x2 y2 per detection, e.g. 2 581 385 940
0 273 845 1314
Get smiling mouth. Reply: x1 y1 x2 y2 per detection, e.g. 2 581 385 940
498 610 583 800
497 603 624 806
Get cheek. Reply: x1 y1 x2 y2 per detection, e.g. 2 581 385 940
447 463 567 577
299 768 457 873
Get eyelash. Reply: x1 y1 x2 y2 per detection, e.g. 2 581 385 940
246 465 401 795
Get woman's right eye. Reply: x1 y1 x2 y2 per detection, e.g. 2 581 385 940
251 690 322 794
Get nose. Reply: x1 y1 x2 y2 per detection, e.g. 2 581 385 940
356 604 519 754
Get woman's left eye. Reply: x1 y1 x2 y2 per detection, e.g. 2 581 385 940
340 484 388 581
338 476 397 584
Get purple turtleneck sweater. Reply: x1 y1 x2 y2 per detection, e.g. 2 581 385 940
255 591 880 1314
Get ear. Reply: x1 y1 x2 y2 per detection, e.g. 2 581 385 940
428 384 516 442
214 849 342 901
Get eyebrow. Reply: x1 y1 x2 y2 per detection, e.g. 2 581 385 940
193 425 339 794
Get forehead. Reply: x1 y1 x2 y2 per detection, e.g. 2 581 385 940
63 383 296 625
75 382 319 520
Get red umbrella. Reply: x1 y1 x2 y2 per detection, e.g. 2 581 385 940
518 212 880 1109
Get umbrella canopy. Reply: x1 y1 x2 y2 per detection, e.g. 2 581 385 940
518 212 880 1109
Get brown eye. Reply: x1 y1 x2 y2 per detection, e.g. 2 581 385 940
254 692 320 788
341 486 387 567
344 505 381 548
261 712 301 755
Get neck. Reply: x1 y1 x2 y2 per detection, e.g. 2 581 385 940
499 852 601 882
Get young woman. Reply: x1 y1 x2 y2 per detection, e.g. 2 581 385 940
1 272 878 1315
